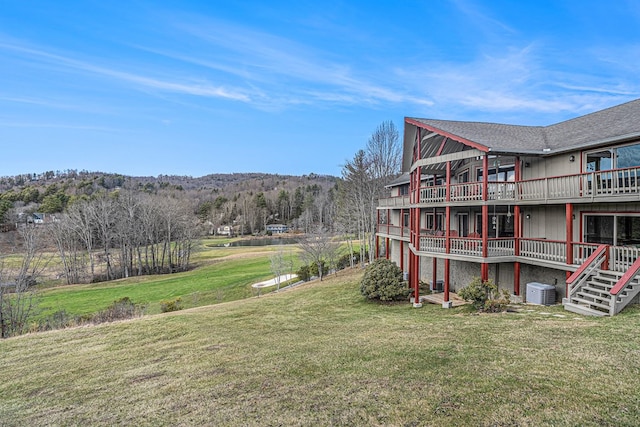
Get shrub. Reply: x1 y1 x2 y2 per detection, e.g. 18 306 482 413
160 297 183 313
458 277 510 312
94 297 145 322
296 265 311 282
309 260 326 277
37 297 145 331
336 251 369 270
360 259 410 302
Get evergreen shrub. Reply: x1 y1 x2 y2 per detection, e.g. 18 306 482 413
360 259 409 302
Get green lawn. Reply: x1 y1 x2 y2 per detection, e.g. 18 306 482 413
1 267 640 426
35 246 298 319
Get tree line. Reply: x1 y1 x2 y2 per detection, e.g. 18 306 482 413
49 191 197 284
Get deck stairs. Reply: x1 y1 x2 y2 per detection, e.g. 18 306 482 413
564 269 640 316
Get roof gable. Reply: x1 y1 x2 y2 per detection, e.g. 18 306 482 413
407 98 640 155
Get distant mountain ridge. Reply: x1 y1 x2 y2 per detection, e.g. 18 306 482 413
0 170 339 193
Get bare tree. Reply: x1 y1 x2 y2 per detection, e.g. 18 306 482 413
339 149 374 266
50 216 86 284
269 244 288 291
90 193 117 280
367 120 402 182
66 201 96 280
338 121 401 263
0 225 50 338
297 226 340 281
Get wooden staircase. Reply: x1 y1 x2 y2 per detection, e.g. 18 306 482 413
564 248 640 316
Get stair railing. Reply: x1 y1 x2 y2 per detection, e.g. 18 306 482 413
609 256 640 315
566 244 609 299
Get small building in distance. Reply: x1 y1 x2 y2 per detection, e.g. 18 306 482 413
266 224 289 234
216 225 233 236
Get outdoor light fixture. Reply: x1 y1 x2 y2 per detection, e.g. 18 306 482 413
526 214 531 219
569 155 576 162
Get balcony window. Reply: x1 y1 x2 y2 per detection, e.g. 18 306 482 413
584 214 640 246
585 142 640 171
586 150 613 172
425 213 444 231
476 165 515 182
476 213 514 238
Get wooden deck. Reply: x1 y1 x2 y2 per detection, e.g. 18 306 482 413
419 292 468 307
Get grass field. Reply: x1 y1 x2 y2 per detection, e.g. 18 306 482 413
1 266 640 426
34 243 300 319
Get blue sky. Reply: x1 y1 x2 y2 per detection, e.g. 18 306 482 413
1 1 639 178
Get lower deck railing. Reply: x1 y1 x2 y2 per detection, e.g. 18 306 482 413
411 236 640 271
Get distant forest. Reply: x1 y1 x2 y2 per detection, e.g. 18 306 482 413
0 170 339 236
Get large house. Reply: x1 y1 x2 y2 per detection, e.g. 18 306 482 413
377 98 640 316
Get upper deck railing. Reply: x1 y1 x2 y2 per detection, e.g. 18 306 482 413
377 165 640 207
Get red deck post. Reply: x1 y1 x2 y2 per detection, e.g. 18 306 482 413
432 258 437 293
444 259 450 305
385 238 390 260
566 203 573 266
481 263 489 282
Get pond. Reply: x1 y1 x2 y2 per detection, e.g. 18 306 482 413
211 237 299 247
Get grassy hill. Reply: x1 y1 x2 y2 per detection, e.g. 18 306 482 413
34 243 291 320
1 267 639 426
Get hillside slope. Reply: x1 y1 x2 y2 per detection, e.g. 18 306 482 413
1 268 639 426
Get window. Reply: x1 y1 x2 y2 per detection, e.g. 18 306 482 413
585 142 640 172
476 165 515 182
399 184 409 196
476 213 514 238
458 213 469 237
584 214 640 246
586 150 612 172
424 213 444 231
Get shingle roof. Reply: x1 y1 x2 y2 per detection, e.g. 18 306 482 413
384 172 409 188
408 98 640 155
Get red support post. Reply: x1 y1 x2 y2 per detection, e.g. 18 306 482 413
376 210 380 259
482 155 489 201
444 258 450 303
482 205 489 258
445 205 451 253
566 203 573 266
445 161 451 202
481 156 489 282
433 258 437 293
413 244 420 305
385 238 390 260
514 262 521 296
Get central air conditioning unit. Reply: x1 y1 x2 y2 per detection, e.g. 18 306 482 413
526 282 556 305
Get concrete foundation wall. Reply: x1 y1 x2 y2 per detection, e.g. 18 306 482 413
414 255 567 302
520 264 567 302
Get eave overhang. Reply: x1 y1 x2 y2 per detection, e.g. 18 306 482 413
405 118 490 153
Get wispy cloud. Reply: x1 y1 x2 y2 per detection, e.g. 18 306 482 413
0 121 124 132
0 40 251 102
448 0 518 35
393 40 639 121
171 17 430 108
